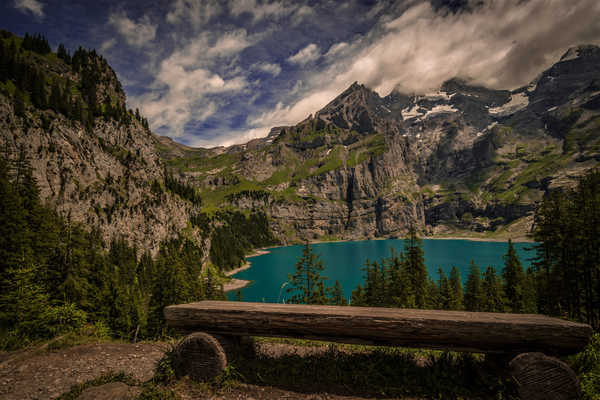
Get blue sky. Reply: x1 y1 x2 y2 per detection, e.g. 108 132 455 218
3 0 600 147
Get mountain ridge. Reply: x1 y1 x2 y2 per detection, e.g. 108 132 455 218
2 29 599 255
161 43 600 242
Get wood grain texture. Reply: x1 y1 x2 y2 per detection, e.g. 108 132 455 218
164 301 593 354
510 352 581 400
172 332 226 381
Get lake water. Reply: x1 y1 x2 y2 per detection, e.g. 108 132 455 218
227 239 535 303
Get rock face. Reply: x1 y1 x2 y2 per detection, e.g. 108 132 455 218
169 45 600 242
3 32 600 249
0 37 201 254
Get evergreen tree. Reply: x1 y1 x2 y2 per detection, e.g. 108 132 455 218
438 268 450 310
403 227 428 308
327 280 347 306
350 285 366 306
464 260 483 312
57 43 71 64
522 268 538 314
31 70 46 109
286 242 328 304
481 267 505 312
448 266 464 310
49 80 63 114
502 239 525 313
13 87 25 117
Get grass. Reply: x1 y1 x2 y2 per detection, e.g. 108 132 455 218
221 338 518 399
56 372 140 400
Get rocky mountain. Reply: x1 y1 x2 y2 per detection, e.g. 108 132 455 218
0 30 201 254
164 45 600 242
2 28 599 253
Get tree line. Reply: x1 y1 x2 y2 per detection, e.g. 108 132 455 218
349 230 536 314
191 210 278 271
286 230 533 314
0 150 224 349
532 169 600 329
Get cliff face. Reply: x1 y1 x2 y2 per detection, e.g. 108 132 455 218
0 33 201 254
3 29 600 249
169 45 600 242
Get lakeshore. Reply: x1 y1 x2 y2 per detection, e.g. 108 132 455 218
223 249 272 292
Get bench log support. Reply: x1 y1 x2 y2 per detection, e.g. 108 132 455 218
509 353 581 400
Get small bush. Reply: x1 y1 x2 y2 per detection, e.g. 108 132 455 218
43 303 87 336
572 334 600 400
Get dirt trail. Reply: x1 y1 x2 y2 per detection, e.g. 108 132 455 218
0 340 420 399
0 342 167 399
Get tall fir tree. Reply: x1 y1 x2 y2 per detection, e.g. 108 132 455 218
502 239 525 313
448 266 464 310
327 280 347 306
464 260 483 312
481 266 505 312
437 268 450 310
403 227 428 308
286 242 328 304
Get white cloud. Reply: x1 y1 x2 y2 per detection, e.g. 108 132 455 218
166 0 223 25
134 29 253 138
208 29 254 57
230 0 312 23
187 126 270 148
231 0 600 148
100 38 116 52
287 43 320 65
332 0 600 95
14 0 44 18
324 42 349 58
109 12 157 48
252 61 281 76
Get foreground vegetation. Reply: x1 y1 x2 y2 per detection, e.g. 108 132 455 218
0 152 228 349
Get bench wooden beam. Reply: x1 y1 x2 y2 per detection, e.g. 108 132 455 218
164 301 592 355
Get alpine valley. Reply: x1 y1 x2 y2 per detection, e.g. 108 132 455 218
2 29 600 267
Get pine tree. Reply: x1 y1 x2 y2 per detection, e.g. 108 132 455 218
502 239 525 313
49 80 62 114
481 267 505 312
350 285 366 306
327 280 347 306
448 266 464 310
286 242 328 304
464 260 483 311
522 268 538 314
57 43 71 64
438 268 450 309
31 70 46 109
403 227 428 308
0 263 51 339
13 87 25 117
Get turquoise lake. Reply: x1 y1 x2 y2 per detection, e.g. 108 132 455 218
227 239 535 303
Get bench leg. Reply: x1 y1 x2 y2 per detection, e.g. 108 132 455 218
214 334 255 362
172 332 227 381
509 352 581 400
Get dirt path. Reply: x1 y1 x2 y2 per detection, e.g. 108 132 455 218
0 340 426 399
0 342 167 399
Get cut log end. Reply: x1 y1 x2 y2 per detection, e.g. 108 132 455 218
172 332 227 382
510 352 581 400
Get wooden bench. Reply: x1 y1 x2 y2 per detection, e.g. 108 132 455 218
164 301 593 399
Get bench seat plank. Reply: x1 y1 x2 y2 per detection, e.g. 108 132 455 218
164 301 592 355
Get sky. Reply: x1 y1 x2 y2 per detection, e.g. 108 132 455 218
2 0 600 147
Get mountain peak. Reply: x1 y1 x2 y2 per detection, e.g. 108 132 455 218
559 44 600 62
